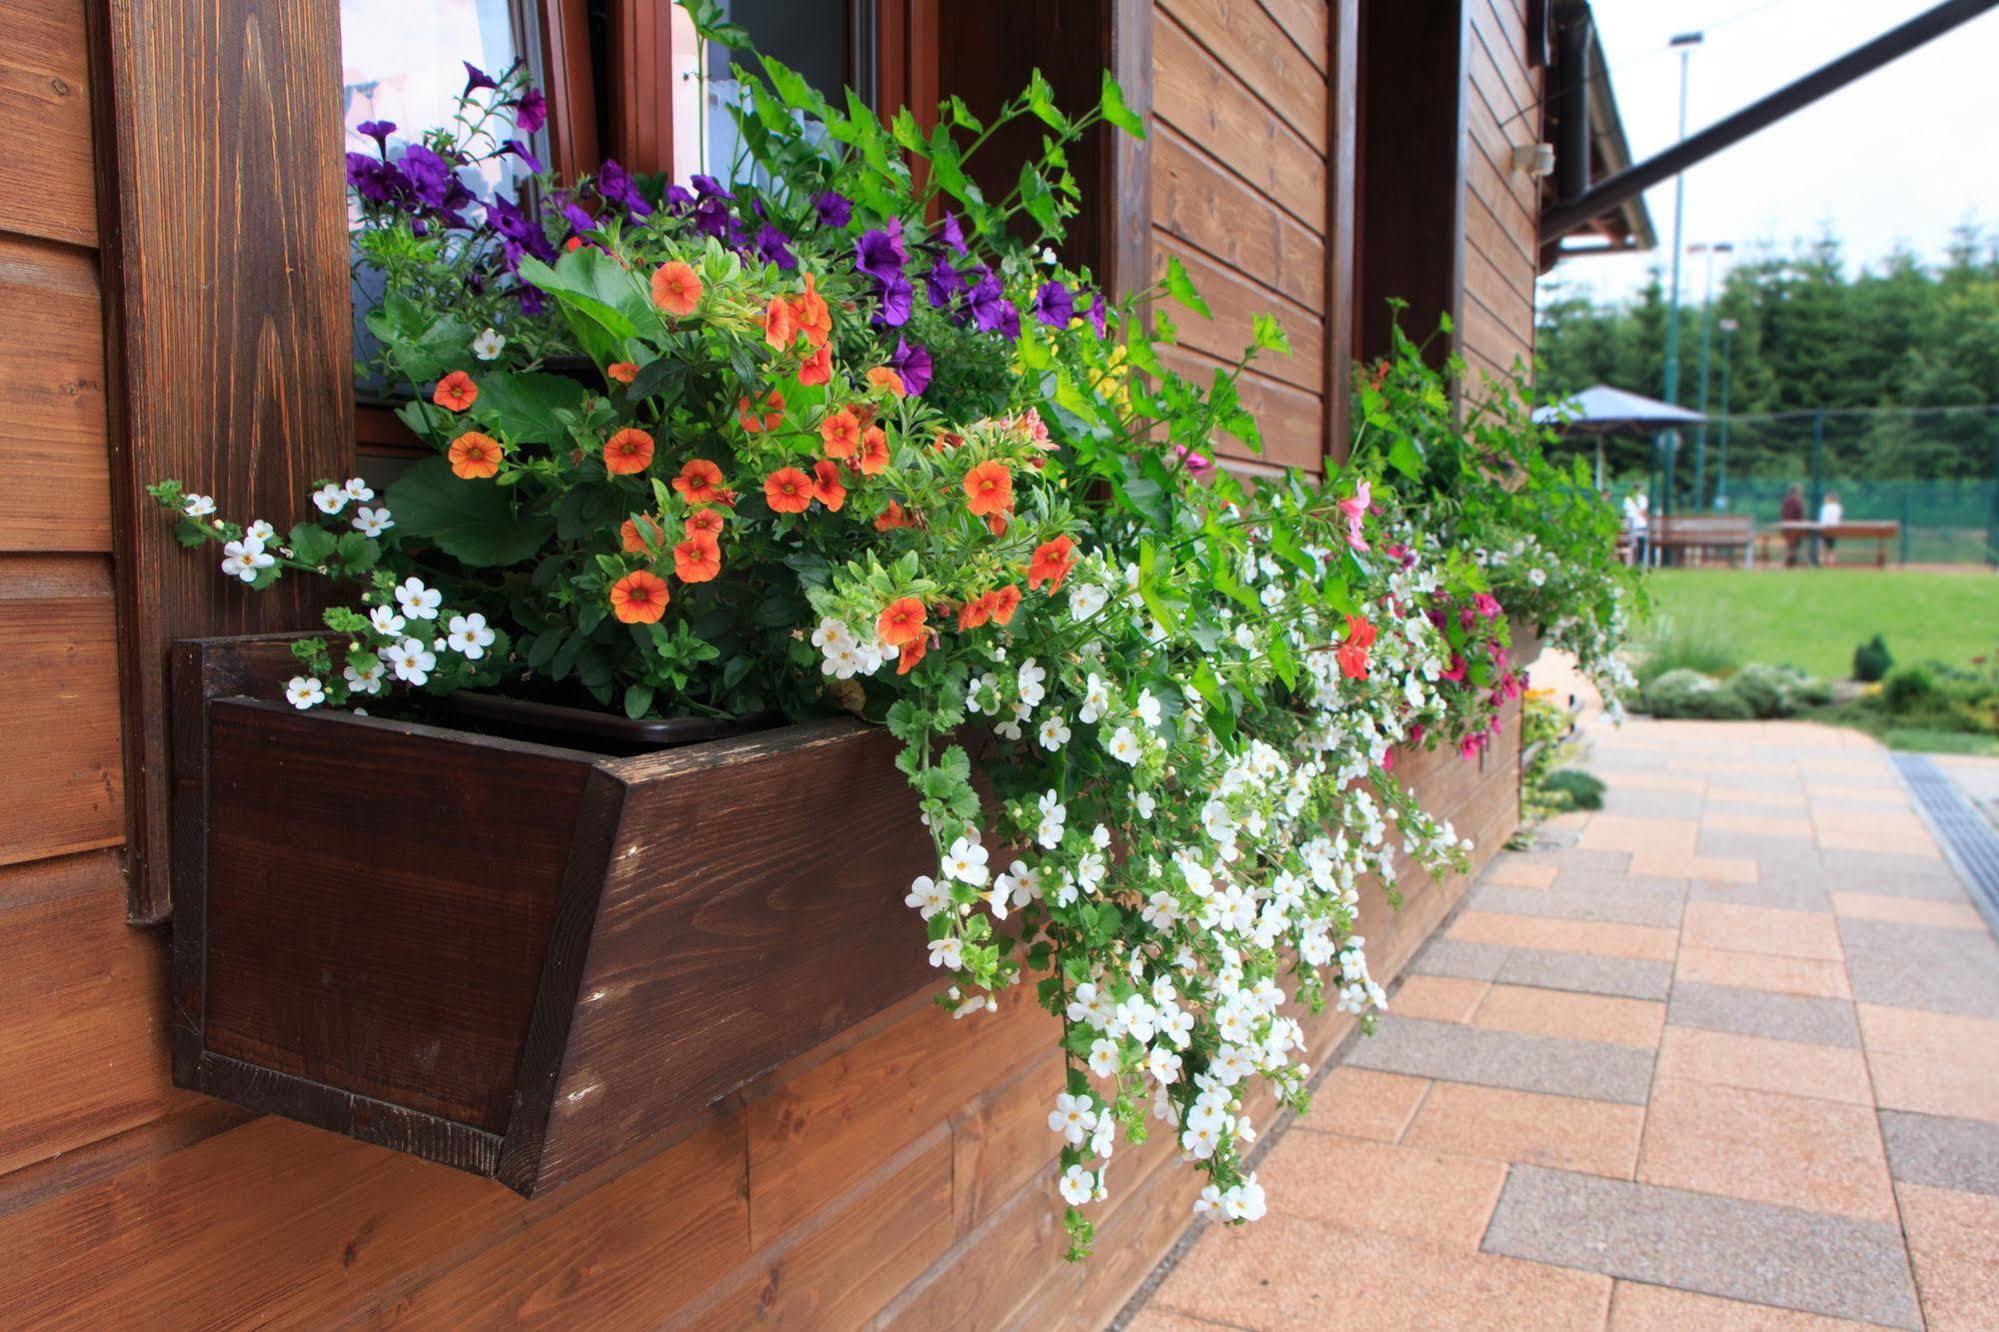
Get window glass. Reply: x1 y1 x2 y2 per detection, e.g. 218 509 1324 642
682 0 864 182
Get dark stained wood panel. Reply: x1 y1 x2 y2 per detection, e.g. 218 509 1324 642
96 0 357 922
949 1052 1066 1233
0 0 97 247
1159 0 1328 148
1466 37 1541 222
0 234 110 553
1151 128 1325 307
1152 235 1326 392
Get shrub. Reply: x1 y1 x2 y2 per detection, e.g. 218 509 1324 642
1853 635 1893 683
1791 675 1836 707
1728 662 1798 719
1883 665 1936 712
1635 612 1741 691
1542 769 1606 811
1641 668 1755 720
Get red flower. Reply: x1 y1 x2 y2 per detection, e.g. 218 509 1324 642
1336 614 1376 680
763 295 798 350
1027 535 1076 593
866 366 906 398
957 591 998 631
433 371 478 412
874 499 912 532
896 633 928 675
963 460 1014 518
990 584 1022 625
798 344 832 387
651 261 703 315
620 514 664 553
674 534 722 583
607 361 639 384
764 467 813 514
609 569 670 624
673 459 725 505
858 426 891 475
791 274 832 348
821 408 861 459
738 390 785 433
876 595 927 648
604 427 655 475
811 458 847 512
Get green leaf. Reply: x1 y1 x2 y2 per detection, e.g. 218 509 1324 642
287 523 337 568
384 457 556 568
335 531 380 574
1025 69 1067 131
364 291 474 382
624 683 655 719
761 54 832 121
475 371 589 446
1099 72 1145 137
1163 255 1210 319
1388 436 1425 479
1250 312 1291 355
519 247 651 342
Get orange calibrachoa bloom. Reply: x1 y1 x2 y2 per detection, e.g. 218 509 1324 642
876 595 927 648
986 513 1009 537
1336 615 1377 680
896 633 928 675
763 296 798 351
683 507 725 540
990 584 1023 625
673 535 722 583
447 430 503 479
857 426 891 476
604 427 656 475
1027 535 1077 593
811 459 847 512
433 371 478 412
764 467 814 514
957 591 997 631
866 367 906 398
607 361 640 384
874 499 912 531
620 514 664 553
651 260 702 315
797 344 832 387
673 459 725 505
791 274 832 348
820 408 861 459
738 390 785 433
963 460 1014 517
609 569 670 624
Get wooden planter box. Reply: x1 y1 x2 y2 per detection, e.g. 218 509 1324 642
169 635 936 1197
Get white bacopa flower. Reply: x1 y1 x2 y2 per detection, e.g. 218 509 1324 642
283 676 324 710
943 835 989 886
183 493 216 518
1078 673 1111 724
1107 726 1142 765
351 505 394 537
1135 688 1161 728
446 612 496 659
219 536 274 583
1135 789 1156 820
385 637 436 686
394 576 442 620
343 658 385 695
246 519 276 543
312 483 348 515
342 477 374 502
1048 1092 1098 1145
810 616 853 651
904 874 949 920
995 860 1041 911
1146 1046 1182 1084
1037 713 1071 751
1016 658 1047 707
928 936 964 970
1069 582 1108 621
1087 1037 1121 1078
1058 1164 1095 1207
369 604 406 637
471 327 507 361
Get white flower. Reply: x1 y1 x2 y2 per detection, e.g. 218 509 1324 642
1135 688 1161 728
369 604 406 636
283 676 323 709
351 505 394 537
1078 673 1111 724
1069 582 1108 621
1048 1092 1098 1145
1036 790 1067 850
343 658 385 695
219 536 273 583
1016 658 1047 707
1037 713 1071 751
1058 1163 1095 1206
928 936 964 970
342 477 374 502
1135 790 1156 819
1087 1037 1122 1078
943 835 989 886
312 483 348 515
394 576 442 620
471 327 507 361
1146 1046 1182 1084
183 494 216 518
993 860 1040 915
446 612 496 659
1107 726 1142 765
246 519 276 543
1089 1115 1117 1162
965 672 999 715
1066 982 1114 1029
384 637 436 686
904 874 949 920
1221 1176 1268 1221
811 617 854 651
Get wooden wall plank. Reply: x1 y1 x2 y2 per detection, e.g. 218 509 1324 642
950 1053 1065 1234
1151 129 1325 307
1159 345 1325 472
1152 12 1326 233
1462 285 1533 375
1465 242 1534 348
1255 0 1331 72
1465 37 1542 221
1465 143 1538 271
0 555 123 866
97 0 358 921
1158 0 1327 149
1469 0 1535 116
0 0 96 247
879 1168 1068 1330
0 235 110 552
1151 237 1326 393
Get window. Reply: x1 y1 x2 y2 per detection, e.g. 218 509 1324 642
679 0 873 181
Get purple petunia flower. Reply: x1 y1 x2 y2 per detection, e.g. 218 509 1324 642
596 158 653 220
513 87 548 134
1032 280 1074 329
814 190 852 229
966 268 1011 332
560 199 595 236
503 139 544 175
925 255 966 308
1081 288 1108 337
888 336 933 396
355 120 395 152
754 223 798 271
872 272 915 328
690 174 733 200
692 196 733 240
854 225 908 282
486 194 556 264
662 182 694 211
936 210 968 256
517 285 545 316
346 152 406 206
398 144 456 210
463 61 499 95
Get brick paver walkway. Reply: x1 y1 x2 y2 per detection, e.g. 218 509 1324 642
1128 715 1999 1331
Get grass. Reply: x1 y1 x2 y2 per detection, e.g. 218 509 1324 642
1641 569 1999 680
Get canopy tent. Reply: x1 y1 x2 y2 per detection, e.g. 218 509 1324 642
1534 385 1707 490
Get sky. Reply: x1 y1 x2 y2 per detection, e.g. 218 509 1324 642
1538 0 1999 308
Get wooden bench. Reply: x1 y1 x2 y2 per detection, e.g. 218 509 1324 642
1776 520 1900 567
1651 514 1755 567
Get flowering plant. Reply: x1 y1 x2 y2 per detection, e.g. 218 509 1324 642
152 7 1625 1257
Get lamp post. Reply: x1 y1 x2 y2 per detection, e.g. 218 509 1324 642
1655 31 1702 548
1690 241 1734 510
1715 317 1738 510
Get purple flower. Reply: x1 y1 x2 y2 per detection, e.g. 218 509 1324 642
925 256 966 308
692 196 733 240
690 174 733 200
754 223 798 270
662 182 694 211
513 87 548 134
888 336 933 396
1081 288 1108 337
485 194 556 264
517 285 546 316
560 200 595 236
596 158 652 220
398 144 457 210
355 120 395 152
503 139 544 174
936 211 968 255
872 272 914 328
462 61 499 95
854 226 908 282
967 268 1019 340
814 190 852 229
345 152 405 206
1032 280 1074 329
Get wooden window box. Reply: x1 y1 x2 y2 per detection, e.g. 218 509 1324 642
170 634 936 1197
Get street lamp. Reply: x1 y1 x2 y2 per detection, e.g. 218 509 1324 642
1655 31 1702 546
1690 241 1734 510
1715 317 1738 510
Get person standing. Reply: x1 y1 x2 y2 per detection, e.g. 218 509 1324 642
1781 484 1806 567
1623 487 1650 567
1818 491 1844 566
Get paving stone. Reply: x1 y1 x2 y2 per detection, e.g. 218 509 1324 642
1494 946 1675 1001
1452 911 1679 962
1402 1080 1643 1179
1257 1132 1507 1249
1467 881 1685 930
1299 1068 1430 1144
1694 831 1827 873
1838 918 1999 1018
1473 984 1665 1050
1608 1280 1899 1331
1603 788 1706 820
1407 935 1510 982
1830 892 1988 932
1814 811 1939 858
1482 1166 1922 1329
1856 1005 1999 1123
1668 981 1860 1048
1482 854 1560 889
1894 1181 1999 1330
1684 902 1844 961
1344 1015 1656 1105
1877 1110 1999 1196
1655 1027 1874 1107
1816 850 1969 900
1687 877 1833 914
1390 974 1489 1023
1675 945 1852 1000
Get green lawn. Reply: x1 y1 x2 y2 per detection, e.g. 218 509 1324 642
1641 569 1999 679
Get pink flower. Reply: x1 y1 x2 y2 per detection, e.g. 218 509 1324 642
1381 749 1395 772
1442 654 1467 683
1460 735 1482 761
1173 443 1213 475
1473 593 1502 620
1338 479 1371 552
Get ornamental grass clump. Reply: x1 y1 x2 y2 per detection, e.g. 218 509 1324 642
150 3 1630 1258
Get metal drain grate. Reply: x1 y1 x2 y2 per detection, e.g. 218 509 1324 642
1895 753 1999 933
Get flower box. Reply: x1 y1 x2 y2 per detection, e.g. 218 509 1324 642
169 632 936 1197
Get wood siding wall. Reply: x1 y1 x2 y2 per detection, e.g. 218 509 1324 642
1460 0 1541 383
0 2 1542 1325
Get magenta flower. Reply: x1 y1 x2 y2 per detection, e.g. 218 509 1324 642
514 87 548 134
936 210 968 255
462 61 499 95
926 256 966 308
502 139 543 174
1337 479 1371 552
1472 592 1502 620
1172 444 1213 476
355 120 395 152
1441 654 1467 683
872 272 914 327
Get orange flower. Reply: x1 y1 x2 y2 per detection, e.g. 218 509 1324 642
673 459 725 505
866 366 906 398
987 513 1009 537
857 426 891 476
874 499 912 532
963 460 1013 517
651 260 703 315
957 591 997 631
433 371 478 412
674 534 722 583
609 569 670 624
764 467 814 514
933 431 964 451
811 458 847 512
620 514 664 553
1027 535 1076 593
738 390 785 433
896 633 928 675
820 408 861 459
607 361 640 384
604 427 655 475
763 295 798 350
684 507 725 540
447 430 504 479
990 584 1022 625
791 274 832 348
797 344 832 387
876 595 928 648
